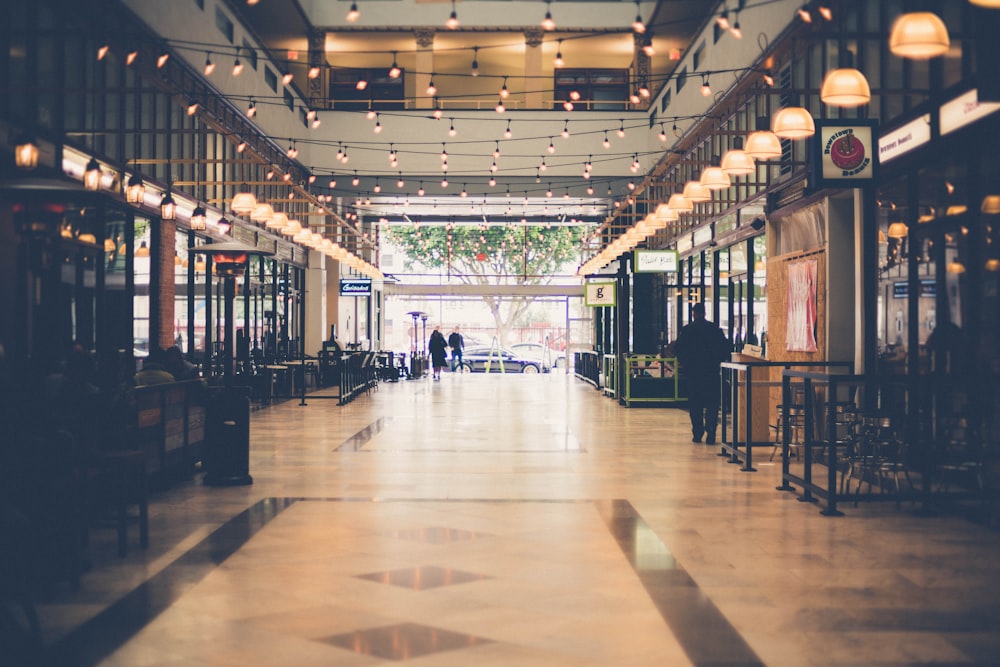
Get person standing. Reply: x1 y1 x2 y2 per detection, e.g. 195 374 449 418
428 326 448 380
448 326 465 372
674 302 731 444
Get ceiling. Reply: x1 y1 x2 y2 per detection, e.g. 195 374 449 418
234 0 719 224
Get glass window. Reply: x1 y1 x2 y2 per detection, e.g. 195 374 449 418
133 217 152 359
215 7 234 43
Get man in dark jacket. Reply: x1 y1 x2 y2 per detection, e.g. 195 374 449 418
447 326 465 372
674 303 731 444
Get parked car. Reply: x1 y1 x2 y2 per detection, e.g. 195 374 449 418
510 342 566 369
459 346 550 373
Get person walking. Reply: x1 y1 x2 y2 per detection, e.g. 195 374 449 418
448 326 465 372
428 326 448 380
674 302 731 444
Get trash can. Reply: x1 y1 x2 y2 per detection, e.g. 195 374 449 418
203 386 252 486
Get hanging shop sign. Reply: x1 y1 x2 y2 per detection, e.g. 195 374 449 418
634 249 678 273
812 119 879 188
340 277 372 296
940 88 1000 136
878 114 931 163
584 281 617 307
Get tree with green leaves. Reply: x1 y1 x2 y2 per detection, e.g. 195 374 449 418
386 223 589 345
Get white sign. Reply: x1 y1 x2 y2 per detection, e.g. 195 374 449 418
940 89 1000 136
585 281 617 307
676 234 693 254
878 114 931 163
634 249 678 273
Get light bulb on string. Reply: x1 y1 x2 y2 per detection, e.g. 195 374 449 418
446 0 459 29
500 76 510 99
232 49 244 76
471 47 480 77
633 1 646 33
388 52 401 79
548 138 556 154
541 0 555 30
561 121 570 139
554 40 564 68
603 132 611 149
346 2 359 22
204 53 215 75
448 119 457 136
617 120 625 138
504 121 513 139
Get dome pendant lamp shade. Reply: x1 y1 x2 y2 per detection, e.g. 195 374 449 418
887 221 908 239
250 201 275 223
654 203 680 222
231 187 258 215
266 211 289 230
666 192 694 213
890 12 950 59
820 67 871 107
772 103 815 139
970 0 1000 8
744 117 783 160
700 165 731 191
721 139 756 176
682 178 712 202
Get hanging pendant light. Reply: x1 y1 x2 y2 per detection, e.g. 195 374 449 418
346 2 360 22
820 66 871 107
887 221 908 239
82 157 102 191
721 139 756 176
281 219 301 236
267 211 289 231
772 100 815 139
125 173 145 204
666 191 693 213
231 185 258 214
744 117 783 160
251 200 275 223
682 177 712 202
653 204 679 223
970 0 1000 8
890 12 949 59
700 165 730 190
14 137 39 170
160 191 177 220
189 205 207 231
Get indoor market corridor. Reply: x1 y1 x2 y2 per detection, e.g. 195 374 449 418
37 373 1000 666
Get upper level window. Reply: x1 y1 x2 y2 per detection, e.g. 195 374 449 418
330 69 405 110
265 66 278 92
215 8 234 43
553 69 629 111
242 39 258 70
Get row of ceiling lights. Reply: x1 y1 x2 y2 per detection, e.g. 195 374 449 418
579 5 974 276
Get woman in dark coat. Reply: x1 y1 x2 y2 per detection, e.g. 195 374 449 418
428 327 448 380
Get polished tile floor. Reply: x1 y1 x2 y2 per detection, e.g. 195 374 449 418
34 372 1000 666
